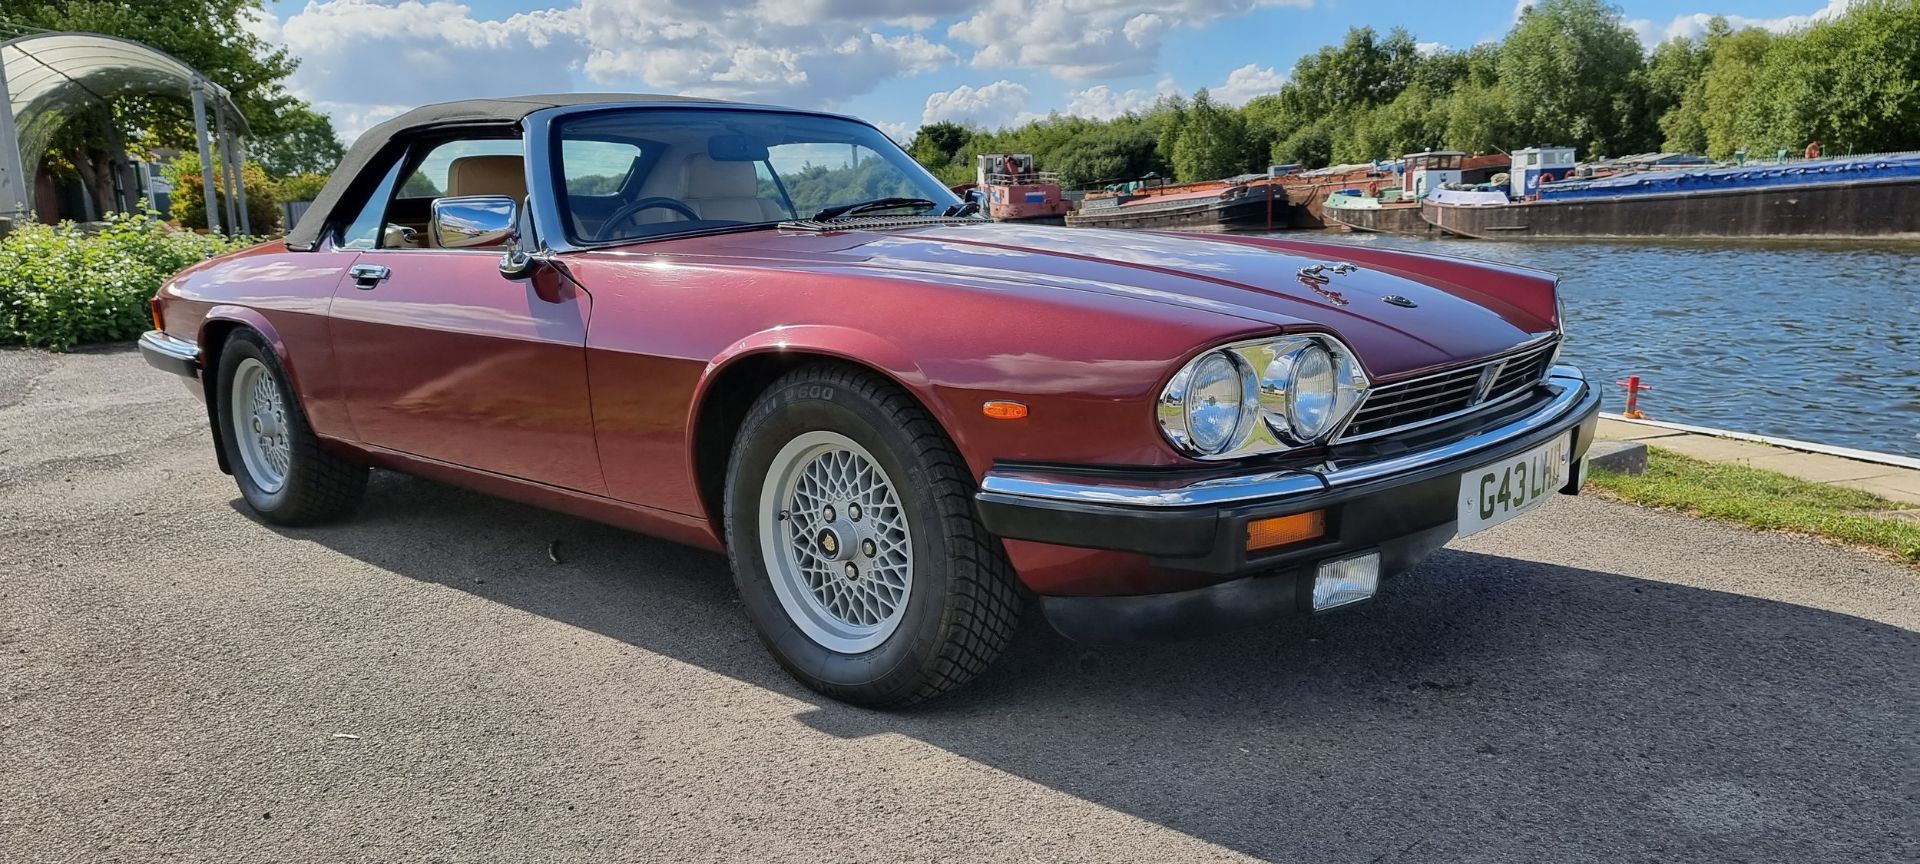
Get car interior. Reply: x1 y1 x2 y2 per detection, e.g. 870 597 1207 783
370 113 935 251
376 130 804 250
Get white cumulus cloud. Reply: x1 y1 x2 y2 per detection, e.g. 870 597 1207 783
922 80 1032 127
1210 63 1286 105
268 0 965 140
1627 0 1854 48
949 0 1311 80
274 0 583 140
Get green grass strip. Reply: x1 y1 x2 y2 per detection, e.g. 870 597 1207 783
1589 447 1920 565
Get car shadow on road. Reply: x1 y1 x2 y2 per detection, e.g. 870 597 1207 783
247 470 1918 862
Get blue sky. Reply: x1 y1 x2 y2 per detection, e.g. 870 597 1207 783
255 0 1849 143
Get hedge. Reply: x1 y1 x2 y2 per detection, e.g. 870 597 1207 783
0 212 255 351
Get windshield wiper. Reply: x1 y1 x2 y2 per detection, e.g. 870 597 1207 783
809 197 938 221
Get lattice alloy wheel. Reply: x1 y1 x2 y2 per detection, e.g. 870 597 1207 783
757 430 913 653
230 357 293 493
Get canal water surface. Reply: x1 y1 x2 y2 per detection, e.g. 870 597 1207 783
1301 234 1920 458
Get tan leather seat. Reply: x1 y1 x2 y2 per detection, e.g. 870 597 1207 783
680 155 788 222
446 154 527 201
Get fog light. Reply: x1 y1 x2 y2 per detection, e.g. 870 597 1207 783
1247 510 1325 551
1312 552 1380 611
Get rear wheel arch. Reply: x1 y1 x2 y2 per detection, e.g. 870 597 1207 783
689 345 964 539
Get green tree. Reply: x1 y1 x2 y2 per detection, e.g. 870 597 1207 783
1499 0 1651 157
1643 26 1719 153
1744 0 1920 156
907 121 973 171
1171 90 1251 181
1699 26 1778 158
1340 84 1451 162
250 106 345 178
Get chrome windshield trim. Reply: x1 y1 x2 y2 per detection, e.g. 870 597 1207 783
979 364 1591 509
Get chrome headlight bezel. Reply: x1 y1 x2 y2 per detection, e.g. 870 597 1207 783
1157 334 1371 460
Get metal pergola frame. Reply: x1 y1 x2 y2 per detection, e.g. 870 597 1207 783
0 30 250 234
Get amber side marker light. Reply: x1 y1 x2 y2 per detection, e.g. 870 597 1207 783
149 298 165 331
1247 510 1326 551
982 401 1029 420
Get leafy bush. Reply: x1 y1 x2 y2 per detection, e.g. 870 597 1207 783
163 156 282 234
273 172 330 203
0 211 254 351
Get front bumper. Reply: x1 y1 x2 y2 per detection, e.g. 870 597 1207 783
975 364 1601 641
138 330 201 379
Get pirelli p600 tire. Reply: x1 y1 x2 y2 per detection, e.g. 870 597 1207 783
214 329 368 525
724 363 1022 707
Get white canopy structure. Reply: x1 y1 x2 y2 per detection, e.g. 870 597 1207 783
0 31 250 233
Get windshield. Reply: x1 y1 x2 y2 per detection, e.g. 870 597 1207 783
552 108 962 244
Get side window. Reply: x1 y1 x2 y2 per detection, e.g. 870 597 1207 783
398 139 522 199
560 139 642 196
338 157 405 250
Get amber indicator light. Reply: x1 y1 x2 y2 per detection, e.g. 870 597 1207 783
1246 510 1326 551
149 298 165 331
982 401 1029 420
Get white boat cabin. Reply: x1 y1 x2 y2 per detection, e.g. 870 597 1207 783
1401 151 1464 197
1510 146 1577 197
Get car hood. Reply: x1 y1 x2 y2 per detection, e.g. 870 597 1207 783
643 222 1555 379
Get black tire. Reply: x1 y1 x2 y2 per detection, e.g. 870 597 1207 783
214 329 368 525
724 364 1022 707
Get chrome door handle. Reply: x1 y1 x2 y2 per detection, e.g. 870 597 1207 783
349 263 390 288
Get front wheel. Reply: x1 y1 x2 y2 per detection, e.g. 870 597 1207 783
724 365 1021 707
214 329 368 525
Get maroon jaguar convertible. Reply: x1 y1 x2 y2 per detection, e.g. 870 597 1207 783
141 95 1598 706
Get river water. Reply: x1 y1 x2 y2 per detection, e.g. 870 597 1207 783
1292 233 1920 458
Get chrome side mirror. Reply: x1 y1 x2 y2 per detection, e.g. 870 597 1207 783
429 195 517 249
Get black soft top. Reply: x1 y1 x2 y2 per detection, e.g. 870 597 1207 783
284 93 730 251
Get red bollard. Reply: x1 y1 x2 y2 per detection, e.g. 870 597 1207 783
1615 375 1652 419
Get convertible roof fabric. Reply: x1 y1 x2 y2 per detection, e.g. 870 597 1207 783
285 93 728 251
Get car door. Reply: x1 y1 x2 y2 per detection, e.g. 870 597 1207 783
326 134 605 495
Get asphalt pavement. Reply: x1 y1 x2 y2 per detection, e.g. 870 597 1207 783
2 345 1915 863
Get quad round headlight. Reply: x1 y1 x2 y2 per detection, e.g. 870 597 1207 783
1184 352 1249 454
1286 344 1338 439
1160 334 1369 459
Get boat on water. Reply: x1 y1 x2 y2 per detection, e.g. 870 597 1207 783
1423 151 1920 240
1279 151 1507 228
1323 150 1481 234
972 153 1070 224
1066 174 1287 232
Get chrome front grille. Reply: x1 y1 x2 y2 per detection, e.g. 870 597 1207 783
1337 340 1557 441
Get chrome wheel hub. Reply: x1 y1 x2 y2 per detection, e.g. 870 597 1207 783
230 358 291 494
758 431 912 654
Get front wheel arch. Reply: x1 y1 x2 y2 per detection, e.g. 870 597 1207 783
689 345 962 540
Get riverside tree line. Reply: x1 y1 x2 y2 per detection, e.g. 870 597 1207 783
909 0 1920 188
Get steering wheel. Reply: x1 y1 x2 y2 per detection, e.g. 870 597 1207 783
590 196 701 241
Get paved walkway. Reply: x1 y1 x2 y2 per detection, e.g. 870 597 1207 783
1598 415 1920 505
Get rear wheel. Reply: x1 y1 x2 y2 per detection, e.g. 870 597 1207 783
214 329 367 525
724 364 1021 707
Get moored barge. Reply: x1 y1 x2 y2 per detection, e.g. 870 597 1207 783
1423 153 1920 240
1324 150 1482 234
1066 177 1288 231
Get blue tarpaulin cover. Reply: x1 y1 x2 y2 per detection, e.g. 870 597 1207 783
1537 154 1920 201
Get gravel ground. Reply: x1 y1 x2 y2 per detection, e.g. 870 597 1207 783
2 346 1916 863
